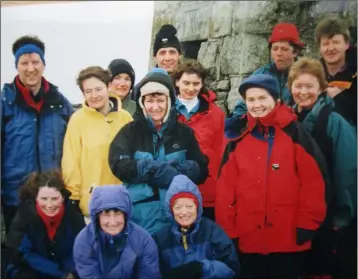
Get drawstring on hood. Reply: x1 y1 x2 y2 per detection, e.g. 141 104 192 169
165 175 203 250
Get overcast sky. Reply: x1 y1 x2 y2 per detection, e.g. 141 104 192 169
1 1 154 104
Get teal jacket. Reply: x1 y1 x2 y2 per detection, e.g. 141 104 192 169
294 94 357 228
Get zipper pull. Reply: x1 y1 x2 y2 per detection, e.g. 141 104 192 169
89 183 97 194
182 234 188 250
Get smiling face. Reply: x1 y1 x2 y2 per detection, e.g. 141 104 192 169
271 41 297 71
154 47 180 73
291 73 321 111
109 73 132 100
143 93 168 125
36 186 64 217
175 72 202 100
245 87 276 118
172 197 198 227
319 34 349 66
82 77 109 111
17 53 45 89
99 209 125 236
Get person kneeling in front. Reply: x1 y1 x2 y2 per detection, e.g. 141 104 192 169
73 185 160 279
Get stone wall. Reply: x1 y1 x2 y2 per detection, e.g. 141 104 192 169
150 0 357 115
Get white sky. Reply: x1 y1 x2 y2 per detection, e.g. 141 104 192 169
1 1 155 104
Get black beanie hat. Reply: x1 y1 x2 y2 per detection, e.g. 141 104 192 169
108 59 135 89
153 24 182 57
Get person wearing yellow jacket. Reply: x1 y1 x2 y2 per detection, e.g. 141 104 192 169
61 66 133 220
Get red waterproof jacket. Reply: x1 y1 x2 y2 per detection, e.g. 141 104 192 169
216 104 326 254
177 90 225 207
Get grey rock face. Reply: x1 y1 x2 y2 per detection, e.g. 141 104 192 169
152 0 357 113
227 76 243 113
217 80 230 91
210 1 234 38
174 2 213 42
198 41 220 70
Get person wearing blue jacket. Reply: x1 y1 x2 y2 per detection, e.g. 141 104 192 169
288 57 357 278
108 68 209 235
1 35 73 234
152 174 240 279
73 185 161 279
4 170 85 279
230 22 304 120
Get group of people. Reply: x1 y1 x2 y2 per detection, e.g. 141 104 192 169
1 13 356 279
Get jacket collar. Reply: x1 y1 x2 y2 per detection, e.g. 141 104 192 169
247 102 297 131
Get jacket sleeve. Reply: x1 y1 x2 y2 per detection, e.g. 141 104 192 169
215 142 239 238
201 223 240 279
62 95 75 121
62 208 86 274
61 115 82 201
108 124 157 184
295 123 327 230
327 112 357 226
182 127 209 185
19 234 67 278
211 109 226 180
332 82 357 126
73 230 102 279
232 100 247 118
135 236 161 279
5 212 26 251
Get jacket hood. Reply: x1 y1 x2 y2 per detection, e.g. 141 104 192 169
133 68 176 107
133 68 177 126
89 185 132 221
165 175 203 222
82 93 122 112
200 89 217 103
247 102 297 130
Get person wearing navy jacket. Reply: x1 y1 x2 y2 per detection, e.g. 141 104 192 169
1 35 73 234
153 174 240 279
4 170 85 279
73 185 161 279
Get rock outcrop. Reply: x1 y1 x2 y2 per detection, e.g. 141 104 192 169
150 0 357 115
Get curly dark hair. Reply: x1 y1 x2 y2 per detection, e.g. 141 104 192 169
18 170 68 203
76 66 112 92
172 59 207 83
12 35 45 55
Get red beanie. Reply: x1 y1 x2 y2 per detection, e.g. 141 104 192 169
170 192 199 211
269 23 304 48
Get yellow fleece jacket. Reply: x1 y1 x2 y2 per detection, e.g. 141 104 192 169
61 96 133 216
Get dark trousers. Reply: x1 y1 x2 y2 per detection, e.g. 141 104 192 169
11 266 79 279
306 220 357 279
202 207 215 221
238 251 306 279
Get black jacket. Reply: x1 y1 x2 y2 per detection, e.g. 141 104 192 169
322 46 357 127
4 194 85 278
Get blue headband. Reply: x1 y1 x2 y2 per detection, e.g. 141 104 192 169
14 44 45 67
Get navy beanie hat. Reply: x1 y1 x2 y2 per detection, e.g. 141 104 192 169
239 74 280 101
108 59 135 89
153 24 182 57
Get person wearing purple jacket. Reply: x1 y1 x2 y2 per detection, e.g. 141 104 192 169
73 185 160 279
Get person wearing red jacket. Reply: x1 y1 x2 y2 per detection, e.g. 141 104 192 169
216 74 327 278
172 59 225 221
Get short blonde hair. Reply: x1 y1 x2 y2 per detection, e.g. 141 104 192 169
288 57 328 91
